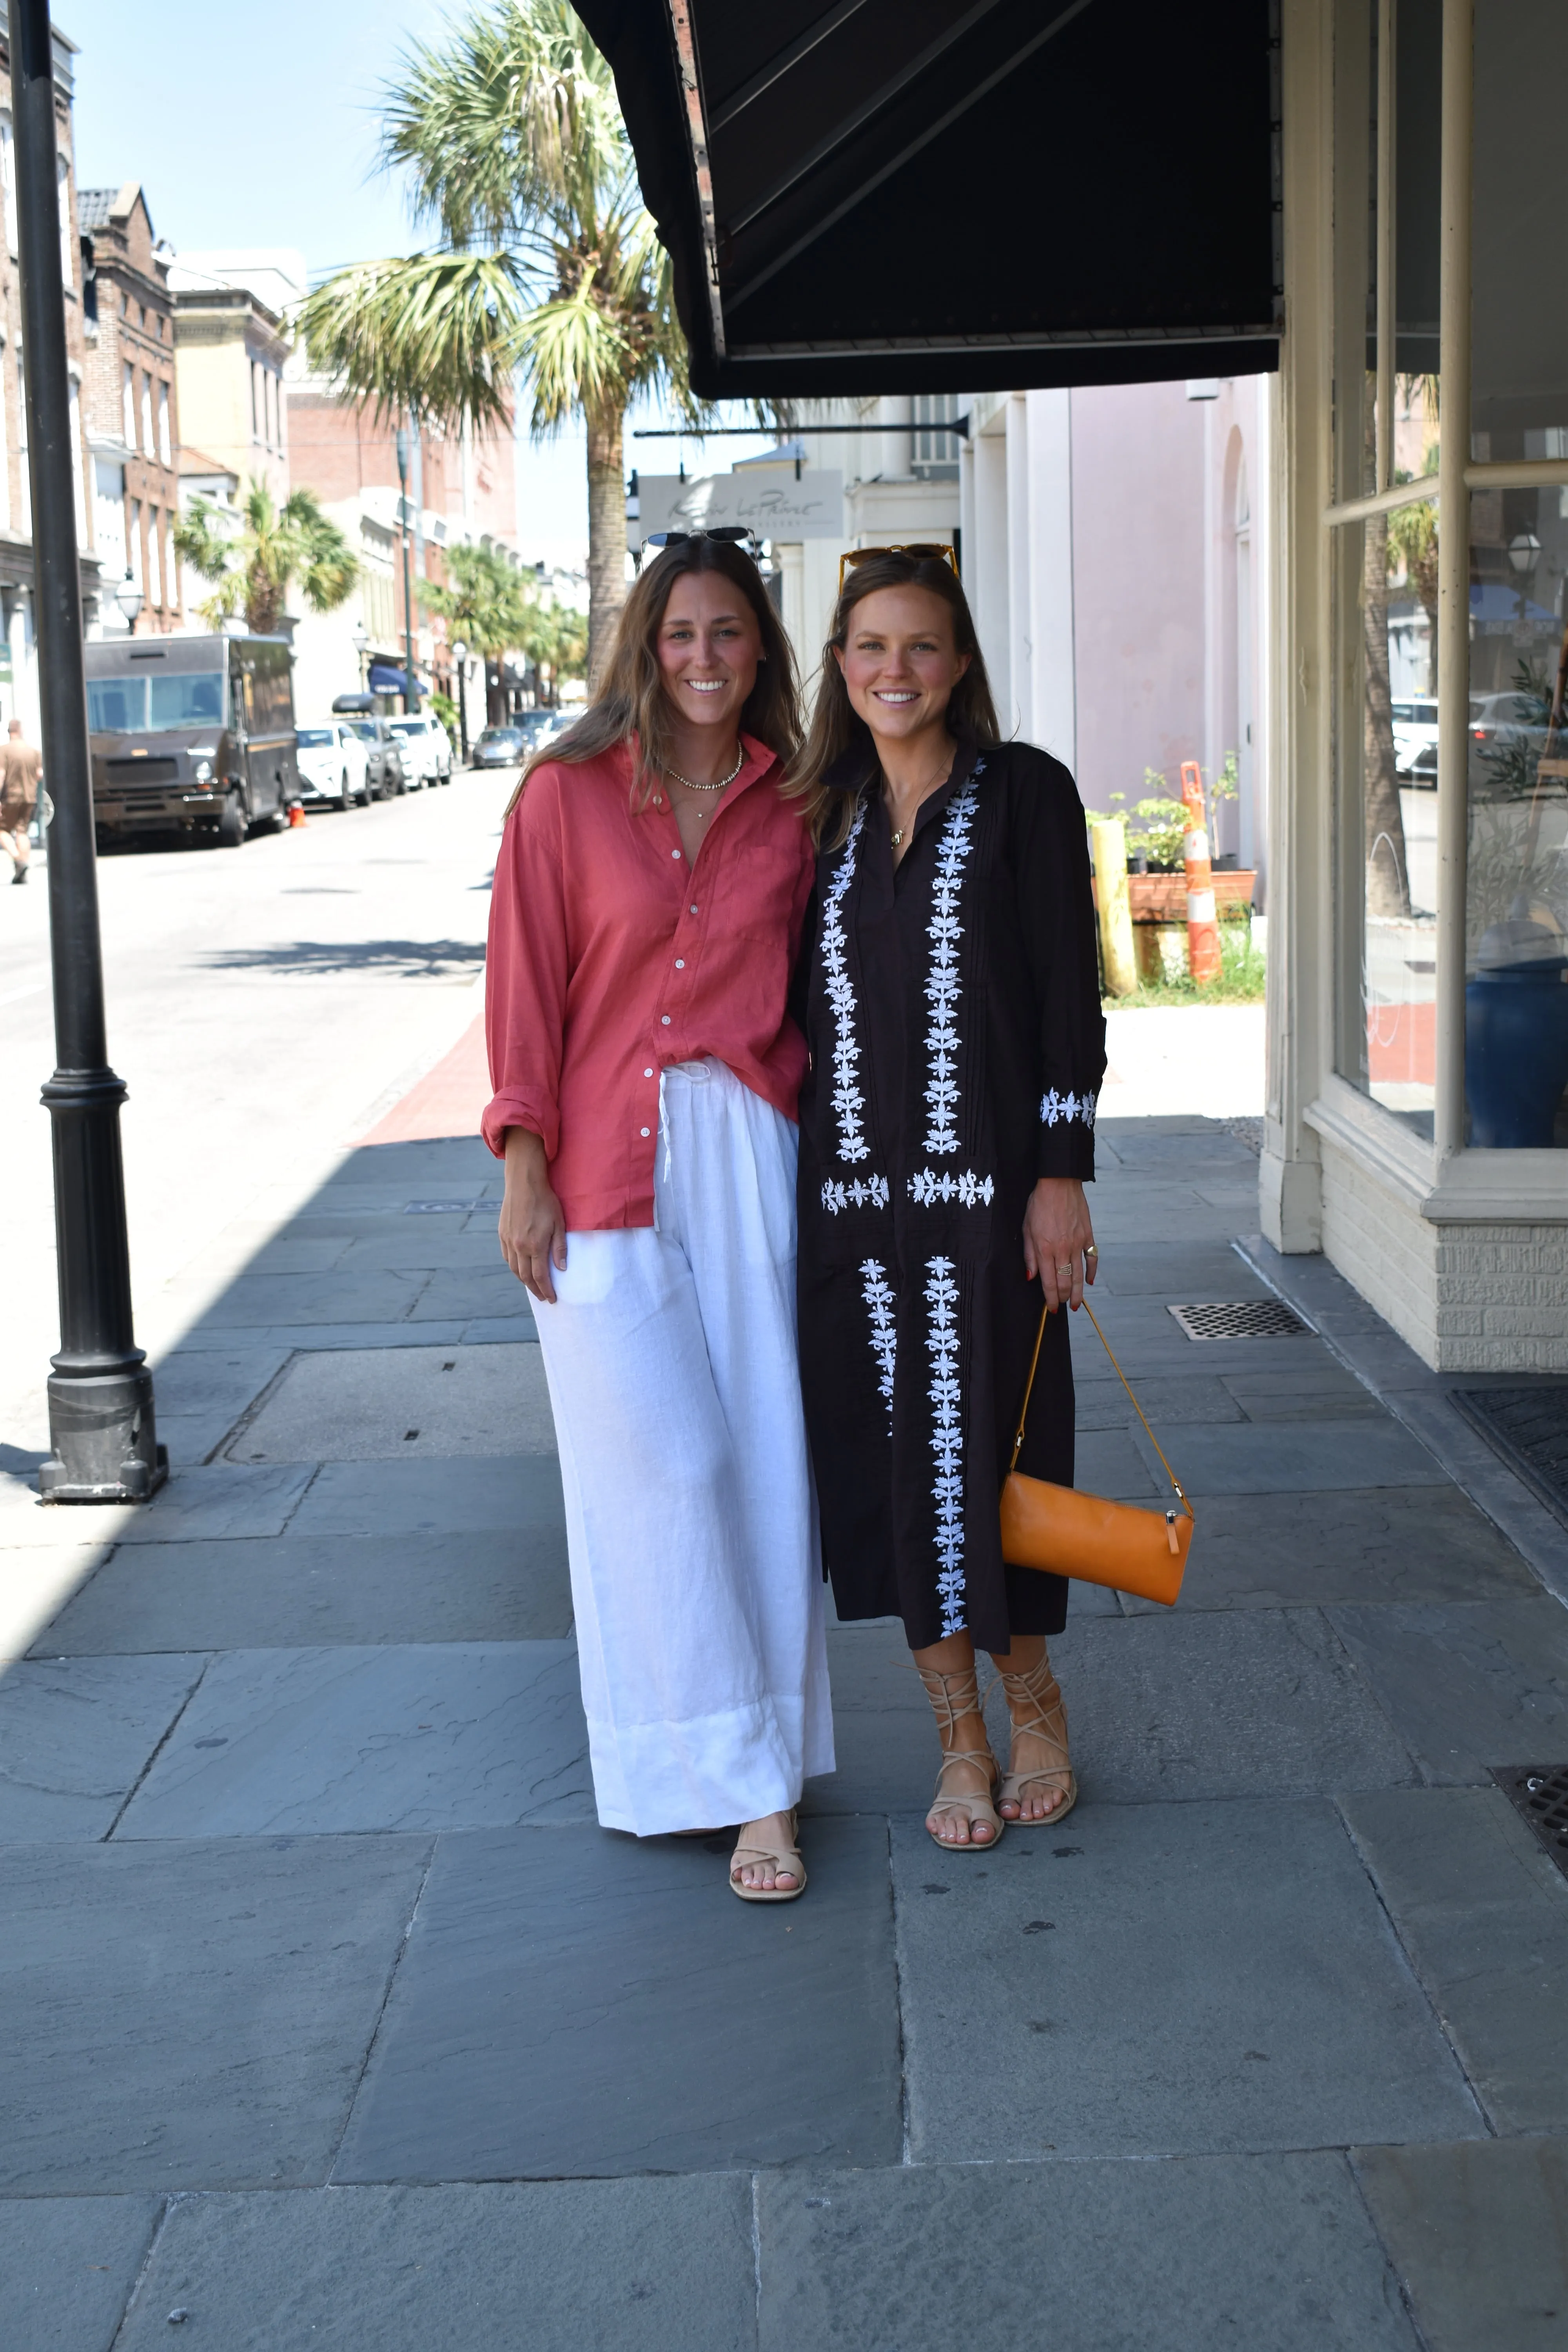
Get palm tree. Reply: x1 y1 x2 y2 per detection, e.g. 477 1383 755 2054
419 540 533 660
294 1 707 680
173 481 357 636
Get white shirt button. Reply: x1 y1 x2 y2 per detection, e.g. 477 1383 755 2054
643 1067 653 1078
640 1126 650 1137
689 904 698 915
671 848 681 858
661 1014 671 1025
675 958 685 969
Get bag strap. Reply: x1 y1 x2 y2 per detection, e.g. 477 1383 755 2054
1010 1294 1193 1519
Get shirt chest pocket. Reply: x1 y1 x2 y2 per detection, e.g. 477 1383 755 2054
726 843 808 947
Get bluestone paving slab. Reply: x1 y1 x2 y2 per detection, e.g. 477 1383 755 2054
1096 1245 1274 1299
0 2194 162 2352
116 1642 592 1837
31 1529 572 1654
1071 1427 1157 1497
1045 1608 1415 1800
1342 1787 1568 2132
336 1230 509 1270
116 2178 757 2352
1120 1486 1539 1612
1328 1598 1568 1782
287 1453 563 1538
1135 1416 1447 1494
334 1817 900 2182
203 1270 433 1327
409 1271 534 1323
756 2153 1420 2352
227 1344 555 1462
180 1322 471 1354
0 1835 429 2191
459 1317 543 1345
106 1463 317 1544
0 1652 206 1838
1355 2138 1568 2352
892 1801 1481 2161
1073 1373 1242 1429
147 1347 290 1462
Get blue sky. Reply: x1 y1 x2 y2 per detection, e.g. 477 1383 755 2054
66 0 772 561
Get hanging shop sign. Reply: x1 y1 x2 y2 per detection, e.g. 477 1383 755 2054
632 470 844 550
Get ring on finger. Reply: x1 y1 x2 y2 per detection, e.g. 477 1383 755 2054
1085 1243 1098 1258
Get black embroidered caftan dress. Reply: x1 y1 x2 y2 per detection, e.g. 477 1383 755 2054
797 736 1107 1657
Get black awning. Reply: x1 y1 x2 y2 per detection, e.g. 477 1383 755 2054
578 0 1279 399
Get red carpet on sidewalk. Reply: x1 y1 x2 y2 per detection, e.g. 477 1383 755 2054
359 1011 490 1145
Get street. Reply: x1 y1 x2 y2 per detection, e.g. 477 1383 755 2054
0 775 506 1521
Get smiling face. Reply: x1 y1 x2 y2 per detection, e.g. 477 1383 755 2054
834 584 972 748
655 569 764 737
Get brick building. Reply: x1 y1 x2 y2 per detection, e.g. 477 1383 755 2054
0 17 100 732
78 182 182 635
285 378 521 719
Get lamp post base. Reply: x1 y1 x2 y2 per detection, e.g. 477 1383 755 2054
38 1366 168 1503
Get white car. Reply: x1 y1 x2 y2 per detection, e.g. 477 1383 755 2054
387 713 453 789
294 720 370 810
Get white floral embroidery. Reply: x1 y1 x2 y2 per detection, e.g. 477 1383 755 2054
860 1259 897 1426
924 1254 966 1635
922 781 980 1155
821 1175 891 1215
906 1168 995 1207
1040 1088 1098 1129
820 800 870 1163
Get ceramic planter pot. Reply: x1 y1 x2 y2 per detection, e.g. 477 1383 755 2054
1465 962 1568 1146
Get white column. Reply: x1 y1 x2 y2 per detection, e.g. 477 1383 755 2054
1004 394 1031 737
1251 370 1274 904
971 417 1011 722
1024 388 1076 769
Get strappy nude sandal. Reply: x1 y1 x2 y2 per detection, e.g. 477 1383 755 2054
729 1809 806 1902
916 1663 1005 1850
995 1650 1077 1825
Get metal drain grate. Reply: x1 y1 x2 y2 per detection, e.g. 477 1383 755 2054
1452 1388 1568 1532
1493 1765 1568 1879
1167 1299 1310 1341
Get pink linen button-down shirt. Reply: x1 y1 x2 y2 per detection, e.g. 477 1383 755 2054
482 733 814 1229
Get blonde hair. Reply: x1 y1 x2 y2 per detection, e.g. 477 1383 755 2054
784 553 1001 847
505 538 802 816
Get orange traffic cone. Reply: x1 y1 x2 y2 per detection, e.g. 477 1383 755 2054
1178 760 1221 987
287 802 307 829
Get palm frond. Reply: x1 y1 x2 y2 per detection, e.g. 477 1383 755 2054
294 254 528 435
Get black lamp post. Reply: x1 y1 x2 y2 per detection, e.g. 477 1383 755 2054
16 0 163 1501
394 422 418 716
451 636 468 763
114 569 142 634
1507 530 1542 631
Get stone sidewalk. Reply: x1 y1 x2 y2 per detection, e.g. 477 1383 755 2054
3 1115 1567 2350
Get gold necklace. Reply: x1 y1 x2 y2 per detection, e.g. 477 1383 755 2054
885 753 953 849
664 741 744 795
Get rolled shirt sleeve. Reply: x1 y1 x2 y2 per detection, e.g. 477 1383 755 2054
482 774 568 1160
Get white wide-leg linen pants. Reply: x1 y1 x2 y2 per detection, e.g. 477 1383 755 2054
530 1058 835 1835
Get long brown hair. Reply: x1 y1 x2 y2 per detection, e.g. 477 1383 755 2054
505 537 801 815
785 553 1001 847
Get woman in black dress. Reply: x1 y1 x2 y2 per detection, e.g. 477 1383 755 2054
792 550 1106 1848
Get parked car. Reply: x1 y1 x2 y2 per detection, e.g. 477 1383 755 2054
1391 695 1439 782
473 725 529 769
345 716 407 797
85 633 298 849
388 713 453 788
295 720 371 810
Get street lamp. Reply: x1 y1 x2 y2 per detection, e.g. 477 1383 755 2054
393 421 419 717
15 0 163 1501
1508 531 1542 631
114 570 142 633
352 619 369 691
451 637 469 764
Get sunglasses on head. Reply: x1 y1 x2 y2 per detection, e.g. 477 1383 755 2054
642 526 757 553
838 542 959 591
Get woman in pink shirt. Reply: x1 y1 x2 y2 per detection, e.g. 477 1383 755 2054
484 535 833 1901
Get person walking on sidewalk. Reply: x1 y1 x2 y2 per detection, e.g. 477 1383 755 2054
0 719 41 885
791 549 1106 1849
484 534 833 1902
